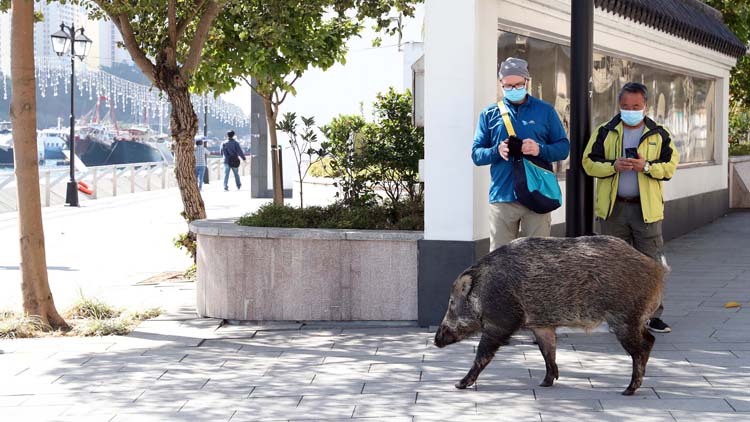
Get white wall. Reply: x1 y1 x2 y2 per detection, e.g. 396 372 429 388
423 0 496 241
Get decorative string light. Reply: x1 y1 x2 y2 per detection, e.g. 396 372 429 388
24 55 248 128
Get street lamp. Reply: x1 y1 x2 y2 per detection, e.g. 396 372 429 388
51 23 92 207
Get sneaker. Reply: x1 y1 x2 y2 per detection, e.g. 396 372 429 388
224 187 229 191
237 184 242 190
646 318 672 333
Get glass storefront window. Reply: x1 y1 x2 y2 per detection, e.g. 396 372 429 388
498 30 716 172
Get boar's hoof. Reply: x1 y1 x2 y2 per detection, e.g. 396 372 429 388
539 378 555 387
455 379 473 389
622 388 636 396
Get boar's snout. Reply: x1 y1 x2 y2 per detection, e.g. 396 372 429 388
434 324 458 348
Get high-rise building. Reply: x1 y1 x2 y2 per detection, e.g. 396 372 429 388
0 12 11 75
2 4 134 73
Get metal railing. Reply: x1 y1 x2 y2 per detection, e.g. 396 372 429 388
0 157 249 213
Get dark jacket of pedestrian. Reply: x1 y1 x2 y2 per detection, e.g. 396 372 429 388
220 137 246 166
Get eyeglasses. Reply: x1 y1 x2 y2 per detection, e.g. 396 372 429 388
502 82 526 90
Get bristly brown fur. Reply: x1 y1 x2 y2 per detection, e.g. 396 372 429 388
434 235 665 395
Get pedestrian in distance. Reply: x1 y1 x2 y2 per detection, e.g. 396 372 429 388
220 130 246 191
194 138 209 192
582 81 680 334
471 57 570 251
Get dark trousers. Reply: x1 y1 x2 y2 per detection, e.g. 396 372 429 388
598 200 665 318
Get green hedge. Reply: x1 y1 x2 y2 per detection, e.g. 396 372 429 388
729 142 750 157
237 201 423 231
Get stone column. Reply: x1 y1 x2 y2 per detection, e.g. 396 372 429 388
419 0 497 326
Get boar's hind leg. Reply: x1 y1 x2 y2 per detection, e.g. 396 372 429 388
613 322 656 396
455 331 510 389
531 327 558 387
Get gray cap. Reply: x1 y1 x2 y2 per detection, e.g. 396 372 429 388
499 57 530 79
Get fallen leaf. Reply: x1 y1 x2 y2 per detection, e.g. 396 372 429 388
724 301 741 309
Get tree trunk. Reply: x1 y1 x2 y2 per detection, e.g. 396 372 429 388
163 76 205 259
10 0 68 330
263 97 284 205
299 173 304 208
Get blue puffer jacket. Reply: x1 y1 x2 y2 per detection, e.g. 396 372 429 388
471 95 570 203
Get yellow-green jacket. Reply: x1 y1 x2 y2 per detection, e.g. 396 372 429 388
582 115 679 223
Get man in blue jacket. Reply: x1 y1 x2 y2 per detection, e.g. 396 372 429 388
220 130 246 191
472 57 570 251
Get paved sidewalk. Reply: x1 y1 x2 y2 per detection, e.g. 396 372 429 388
0 173 262 312
1 212 749 421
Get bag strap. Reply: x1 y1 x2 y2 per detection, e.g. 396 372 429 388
497 101 516 137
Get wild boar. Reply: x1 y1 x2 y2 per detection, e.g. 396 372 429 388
434 235 665 396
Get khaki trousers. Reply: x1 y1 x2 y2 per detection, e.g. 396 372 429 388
598 201 665 318
489 201 551 252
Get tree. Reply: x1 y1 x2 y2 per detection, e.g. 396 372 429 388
80 0 228 258
362 88 423 204
319 114 374 205
704 0 750 111
194 0 421 205
9 0 68 330
276 113 318 208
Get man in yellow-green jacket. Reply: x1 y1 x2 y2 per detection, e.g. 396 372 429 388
583 82 679 334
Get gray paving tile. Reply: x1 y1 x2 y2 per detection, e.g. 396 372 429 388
598 398 734 412
670 411 742 422
539 410 675 422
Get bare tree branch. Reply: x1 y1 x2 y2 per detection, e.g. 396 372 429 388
182 0 225 77
278 74 300 105
240 75 262 97
166 0 178 68
176 0 207 40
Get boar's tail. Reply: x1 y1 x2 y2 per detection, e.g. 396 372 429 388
659 254 671 275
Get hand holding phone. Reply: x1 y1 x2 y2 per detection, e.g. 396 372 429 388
507 135 523 159
624 147 638 159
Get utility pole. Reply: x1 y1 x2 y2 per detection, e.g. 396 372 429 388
567 0 595 237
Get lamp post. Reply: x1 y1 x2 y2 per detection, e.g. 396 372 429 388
51 23 92 207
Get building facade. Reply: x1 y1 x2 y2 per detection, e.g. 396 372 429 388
418 0 745 325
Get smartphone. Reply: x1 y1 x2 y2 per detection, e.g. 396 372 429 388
625 147 638 159
507 135 523 158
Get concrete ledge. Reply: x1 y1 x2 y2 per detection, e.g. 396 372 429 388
729 155 750 208
191 218 422 322
190 218 423 241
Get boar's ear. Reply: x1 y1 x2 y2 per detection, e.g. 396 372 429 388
453 273 475 311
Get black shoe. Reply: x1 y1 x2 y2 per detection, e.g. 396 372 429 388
646 318 672 333
237 184 241 190
224 187 229 191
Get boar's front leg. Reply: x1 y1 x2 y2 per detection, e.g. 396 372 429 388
531 327 559 387
455 331 510 389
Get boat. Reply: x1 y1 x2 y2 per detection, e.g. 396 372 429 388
0 122 47 166
39 127 68 160
72 96 171 167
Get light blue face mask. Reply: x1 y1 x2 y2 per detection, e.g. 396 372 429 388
504 87 527 103
620 109 645 126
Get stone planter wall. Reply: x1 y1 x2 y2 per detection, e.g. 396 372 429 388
729 155 750 208
190 218 422 322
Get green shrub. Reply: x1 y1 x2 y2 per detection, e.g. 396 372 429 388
308 157 333 177
729 142 750 156
238 201 423 231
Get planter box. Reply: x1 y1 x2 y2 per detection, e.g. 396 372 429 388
190 218 423 321
729 155 750 208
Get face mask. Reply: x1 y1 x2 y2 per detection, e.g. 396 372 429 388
620 109 644 126
504 87 527 103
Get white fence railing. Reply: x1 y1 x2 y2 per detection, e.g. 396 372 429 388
0 157 249 213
